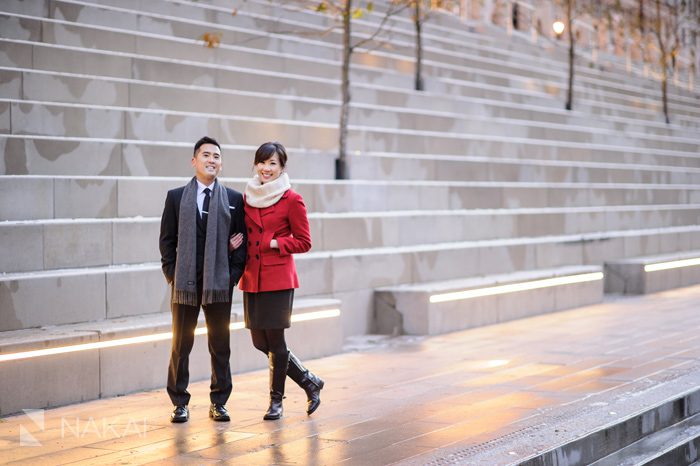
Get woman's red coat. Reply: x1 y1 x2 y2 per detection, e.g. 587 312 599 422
238 189 312 293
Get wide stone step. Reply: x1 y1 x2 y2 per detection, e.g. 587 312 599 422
0 37 340 99
518 388 700 466
2 99 339 151
3 205 700 273
374 265 603 335
0 297 342 415
348 152 700 184
4 101 699 166
590 412 700 466
2 225 700 332
9 0 697 118
604 249 700 295
3 67 695 143
351 131 699 166
3 175 700 221
0 137 335 178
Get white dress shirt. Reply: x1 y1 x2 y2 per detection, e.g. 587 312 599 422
196 180 216 217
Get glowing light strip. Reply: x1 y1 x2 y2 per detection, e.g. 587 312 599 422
429 272 604 303
0 308 341 363
291 308 341 322
644 257 700 272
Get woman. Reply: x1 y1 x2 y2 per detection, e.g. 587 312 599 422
238 141 324 420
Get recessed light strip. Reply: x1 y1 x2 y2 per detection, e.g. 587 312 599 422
429 272 604 304
644 257 700 272
0 308 341 363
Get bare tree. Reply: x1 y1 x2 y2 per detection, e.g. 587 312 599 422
308 1 408 179
558 0 625 111
641 0 694 123
552 0 579 110
413 0 425 90
407 1 458 92
625 0 700 123
690 1 700 90
565 0 575 110
586 0 700 123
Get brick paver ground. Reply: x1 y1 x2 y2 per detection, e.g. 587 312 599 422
2 285 700 465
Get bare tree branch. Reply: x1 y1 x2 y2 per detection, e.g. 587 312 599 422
351 2 409 51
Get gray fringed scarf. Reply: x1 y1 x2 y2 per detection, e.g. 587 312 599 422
173 177 231 306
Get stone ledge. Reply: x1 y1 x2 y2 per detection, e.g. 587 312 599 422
605 249 700 294
0 297 342 415
374 265 604 335
0 294 338 353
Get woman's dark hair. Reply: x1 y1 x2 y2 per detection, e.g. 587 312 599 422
254 142 287 168
193 136 220 155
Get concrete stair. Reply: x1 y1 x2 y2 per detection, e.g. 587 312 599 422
591 413 700 465
519 388 700 466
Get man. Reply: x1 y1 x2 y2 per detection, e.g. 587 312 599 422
159 136 246 423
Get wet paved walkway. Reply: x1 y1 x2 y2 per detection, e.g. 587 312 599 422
3 285 700 465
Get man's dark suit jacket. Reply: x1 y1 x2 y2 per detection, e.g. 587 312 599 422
159 183 247 291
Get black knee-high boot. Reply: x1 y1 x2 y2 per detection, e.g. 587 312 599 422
287 351 324 415
263 351 289 420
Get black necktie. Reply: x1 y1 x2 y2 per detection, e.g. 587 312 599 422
202 188 211 220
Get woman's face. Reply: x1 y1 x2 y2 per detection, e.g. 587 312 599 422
256 153 283 184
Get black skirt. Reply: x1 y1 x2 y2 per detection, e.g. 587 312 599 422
243 289 294 329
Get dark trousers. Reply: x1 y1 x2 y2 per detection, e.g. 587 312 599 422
167 291 233 407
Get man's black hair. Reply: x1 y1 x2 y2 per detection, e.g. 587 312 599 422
193 136 221 156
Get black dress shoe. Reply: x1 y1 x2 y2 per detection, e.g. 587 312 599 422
171 405 189 423
209 404 230 422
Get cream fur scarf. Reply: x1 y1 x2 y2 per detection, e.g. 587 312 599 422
244 172 291 208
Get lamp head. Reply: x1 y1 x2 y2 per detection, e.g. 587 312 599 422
552 21 565 36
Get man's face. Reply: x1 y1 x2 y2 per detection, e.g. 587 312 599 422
192 143 222 183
